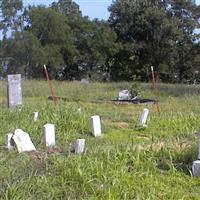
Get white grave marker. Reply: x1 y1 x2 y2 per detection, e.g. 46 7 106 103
139 108 149 127
12 129 36 153
33 112 39 122
7 74 22 109
91 115 101 137
75 139 85 154
6 133 14 149
43 124 55 147
192 160 200 177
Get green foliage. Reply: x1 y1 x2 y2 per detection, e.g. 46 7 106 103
0 0 199 82
108 0 200 81
0 0 23 38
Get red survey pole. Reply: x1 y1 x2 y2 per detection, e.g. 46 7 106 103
44 64 56 106
151 66 160 114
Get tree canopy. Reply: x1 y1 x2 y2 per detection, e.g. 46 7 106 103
0 0 199 82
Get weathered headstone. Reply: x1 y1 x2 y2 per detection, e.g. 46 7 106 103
81 78 90 84
139 108 149 127
33 112 39 122
43 124 56 147
75 139 85 154
192 160 200 177
6 133 14 149
91 115 101 137
12 129 36 153
118 90 131 100
7 74 22 109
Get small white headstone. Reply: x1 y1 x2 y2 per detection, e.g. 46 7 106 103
12 129 36 153
33 112 39 122
6 133 14 149
139 108 149 127
192 160 200 177
91 115 101 137
43 124 55 147
75 139 85 154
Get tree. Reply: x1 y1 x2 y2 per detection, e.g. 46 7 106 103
51 0 81 18
26 6 77 77
108 0 200 82
72 18 119 80
52 0 119 80
168 0 200 81
2 31 46 77
0 0 23 39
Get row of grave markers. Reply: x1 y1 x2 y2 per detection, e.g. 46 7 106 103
6 111 150 153
6 74 200 177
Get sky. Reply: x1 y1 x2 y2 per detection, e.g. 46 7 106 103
22 0 200 20
23 0 113 20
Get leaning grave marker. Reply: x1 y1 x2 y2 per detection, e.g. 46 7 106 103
7 74 22 109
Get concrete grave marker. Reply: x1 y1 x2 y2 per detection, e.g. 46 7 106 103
12 129 36 153
75 139 85 154
139 108 149 127
6 133 14 149
91 115 101 137
192 160 200 177
43 124 55 147
33 112 39 122
7 74 22 109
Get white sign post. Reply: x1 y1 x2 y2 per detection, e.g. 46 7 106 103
91 115 101 137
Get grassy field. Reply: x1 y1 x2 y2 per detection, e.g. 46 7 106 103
0 80 200 199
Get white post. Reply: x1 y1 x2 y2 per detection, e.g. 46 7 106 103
75 139 85 154
33 112 39 122
139 108 149 127
91 115 101 137
6 133 14 149
43 124 55 147
12 129 36 153
198 143 200 160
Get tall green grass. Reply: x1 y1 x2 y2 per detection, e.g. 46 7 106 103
0 80 200 199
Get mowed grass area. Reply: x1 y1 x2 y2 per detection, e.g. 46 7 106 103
1 80 200 199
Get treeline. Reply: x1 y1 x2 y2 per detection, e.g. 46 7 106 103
0 0 199 82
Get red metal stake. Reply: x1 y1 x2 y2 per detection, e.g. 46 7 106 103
44 64 56 106
151 66 160 114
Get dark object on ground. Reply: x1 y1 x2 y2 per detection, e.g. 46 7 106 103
48 96 156 105
112 98 157 105
48 96 68 101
